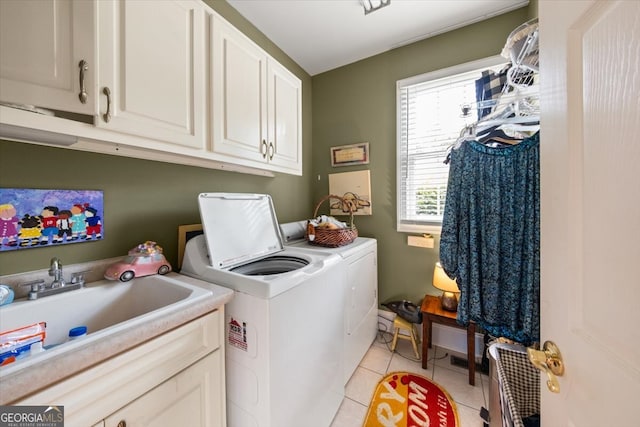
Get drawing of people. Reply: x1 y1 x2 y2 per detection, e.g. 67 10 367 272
18 214 42 247
40 206 59 245
85 206 102 240
70 203 87 240
0 203 19 247
57 210 73 243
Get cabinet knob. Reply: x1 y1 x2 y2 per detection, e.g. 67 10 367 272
261 139 268 158
117 421 126 427
78 60 88 104
268 142 274 160
103 87 112 123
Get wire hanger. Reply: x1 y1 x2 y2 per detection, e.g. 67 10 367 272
467 18 540 146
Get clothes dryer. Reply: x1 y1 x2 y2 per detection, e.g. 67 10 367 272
280 221 378 385
181 194 344 427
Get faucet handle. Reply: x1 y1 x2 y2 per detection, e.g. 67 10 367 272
71 270 91 286
19 280 45 300
20 280 45 291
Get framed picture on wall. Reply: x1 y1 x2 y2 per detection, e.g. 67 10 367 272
328 170 372 216
0 188 104 251
177 223 203 268
330 142 369 167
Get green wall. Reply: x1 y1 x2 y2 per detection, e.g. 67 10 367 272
0 0 313 276
1 0 536 308
311 7 533 304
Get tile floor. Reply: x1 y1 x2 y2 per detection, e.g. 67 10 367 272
331 331 489 426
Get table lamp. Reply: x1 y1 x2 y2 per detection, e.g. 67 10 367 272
433 262 459 312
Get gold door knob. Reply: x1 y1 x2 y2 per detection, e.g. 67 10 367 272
527 340 564 393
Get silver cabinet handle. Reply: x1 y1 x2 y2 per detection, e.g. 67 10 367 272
268 142 274 160
78 60 88 104
261 139 268 158
103 87 112 123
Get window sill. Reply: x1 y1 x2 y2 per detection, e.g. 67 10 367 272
397 223 442 235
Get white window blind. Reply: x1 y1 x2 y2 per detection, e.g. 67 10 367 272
396 57 506 234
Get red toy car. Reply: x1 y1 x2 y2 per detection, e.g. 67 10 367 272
104 241 172 282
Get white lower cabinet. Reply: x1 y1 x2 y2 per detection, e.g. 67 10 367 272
102 351 223 427
15 310 225 427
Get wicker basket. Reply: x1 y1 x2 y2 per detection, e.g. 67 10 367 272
306 194 358 247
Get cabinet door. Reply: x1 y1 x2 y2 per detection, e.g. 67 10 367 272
211 14 267 162
266 60 302 175
97 0 205 149
0 0 95 115
104 351 223 427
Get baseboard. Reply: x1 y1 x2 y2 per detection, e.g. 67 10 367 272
450 354 489 374
377 308 395 332
432 323 485 361
377 309 484 361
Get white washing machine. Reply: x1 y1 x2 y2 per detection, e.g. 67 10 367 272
280 221 378 385
181 194 344 427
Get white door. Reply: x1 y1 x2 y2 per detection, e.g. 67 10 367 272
0 0 95 115
97 0 205 149
539 1 640 425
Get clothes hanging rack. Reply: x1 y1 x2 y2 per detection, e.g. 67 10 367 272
460 19 540 147
479 19 539 127
439 19 541 346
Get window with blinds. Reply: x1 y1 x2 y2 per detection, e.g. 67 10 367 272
396 57 506 233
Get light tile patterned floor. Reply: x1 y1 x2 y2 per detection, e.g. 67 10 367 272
331 332 488 427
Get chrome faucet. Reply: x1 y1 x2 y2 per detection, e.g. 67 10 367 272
49 257 66 288
19 258 88 300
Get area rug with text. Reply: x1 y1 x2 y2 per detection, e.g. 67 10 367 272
363 372 459 427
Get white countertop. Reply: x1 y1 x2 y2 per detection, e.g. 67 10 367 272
0 271 233 404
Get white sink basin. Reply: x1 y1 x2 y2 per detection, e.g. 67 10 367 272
0 273 213 371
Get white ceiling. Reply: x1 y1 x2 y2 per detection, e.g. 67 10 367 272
227 0 529 76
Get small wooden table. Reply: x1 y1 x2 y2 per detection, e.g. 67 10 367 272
421 295 476 386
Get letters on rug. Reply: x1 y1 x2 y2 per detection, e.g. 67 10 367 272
363 371 459 427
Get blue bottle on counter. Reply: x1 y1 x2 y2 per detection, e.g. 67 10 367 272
68 326 87 341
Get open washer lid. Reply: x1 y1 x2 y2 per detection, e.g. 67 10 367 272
198 193 284 269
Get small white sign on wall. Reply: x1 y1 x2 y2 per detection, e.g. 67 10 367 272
328 170 372 216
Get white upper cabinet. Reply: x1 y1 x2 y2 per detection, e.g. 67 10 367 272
267 60 302 173
96 0 206 150
0 1 301 175
0 0 96 115
211 13 302 175
211 14 268 163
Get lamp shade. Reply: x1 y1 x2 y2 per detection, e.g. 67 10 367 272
433 262 459 293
